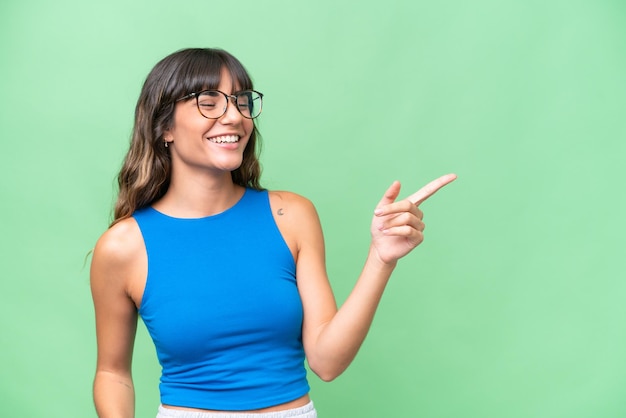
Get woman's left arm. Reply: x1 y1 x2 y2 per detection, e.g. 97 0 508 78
275 174 456 381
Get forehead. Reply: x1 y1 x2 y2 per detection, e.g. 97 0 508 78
191 67 243 95
214 68 240 93
167 53 254 101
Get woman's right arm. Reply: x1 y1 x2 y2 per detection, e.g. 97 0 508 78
90 219 145 418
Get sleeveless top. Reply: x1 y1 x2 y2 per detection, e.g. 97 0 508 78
132 188 310 410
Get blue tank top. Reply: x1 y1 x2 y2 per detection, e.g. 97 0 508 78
133 188 310 411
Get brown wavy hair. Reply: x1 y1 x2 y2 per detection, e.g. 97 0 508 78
112 48 263 226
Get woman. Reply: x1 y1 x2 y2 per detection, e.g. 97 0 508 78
90 48 455 418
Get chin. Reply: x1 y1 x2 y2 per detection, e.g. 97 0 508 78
217 160 245 173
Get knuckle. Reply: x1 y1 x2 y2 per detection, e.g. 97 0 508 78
411 232 424 246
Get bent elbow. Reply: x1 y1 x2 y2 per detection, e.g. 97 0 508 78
316 371 339 382
309 361 346 382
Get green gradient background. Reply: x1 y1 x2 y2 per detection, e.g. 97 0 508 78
1 1 625 417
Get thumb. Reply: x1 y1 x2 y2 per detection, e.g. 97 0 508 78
376 181 401 209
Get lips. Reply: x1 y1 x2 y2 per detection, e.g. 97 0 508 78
208 135 240 143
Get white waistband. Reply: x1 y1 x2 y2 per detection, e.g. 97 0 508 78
157 401 316 418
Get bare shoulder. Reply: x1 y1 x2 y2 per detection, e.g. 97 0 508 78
91 217 146 299
93 217 144 267
268 190 318 219
269 191 323 261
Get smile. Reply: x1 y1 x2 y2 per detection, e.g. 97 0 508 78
208 135 240 144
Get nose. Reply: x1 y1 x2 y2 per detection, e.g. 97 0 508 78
218 96 243 124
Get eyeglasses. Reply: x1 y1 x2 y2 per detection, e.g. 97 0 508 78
176 89 264 119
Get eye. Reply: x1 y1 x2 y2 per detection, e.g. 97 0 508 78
237 94 252 109
197 91 222 108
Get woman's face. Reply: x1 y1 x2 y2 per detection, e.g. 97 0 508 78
164 68 254 179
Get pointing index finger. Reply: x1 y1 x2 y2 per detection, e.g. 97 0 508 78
407 173 457 206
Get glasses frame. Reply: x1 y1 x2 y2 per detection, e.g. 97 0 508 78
176 89 264 120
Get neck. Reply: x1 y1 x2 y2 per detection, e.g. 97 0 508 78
154 170 245 218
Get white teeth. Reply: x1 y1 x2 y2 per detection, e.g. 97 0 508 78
209 135 239 143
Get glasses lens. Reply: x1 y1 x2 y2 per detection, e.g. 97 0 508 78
197 91 227 118
236 91 263 119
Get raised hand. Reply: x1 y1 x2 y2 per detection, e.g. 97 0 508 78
371 174 457 265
